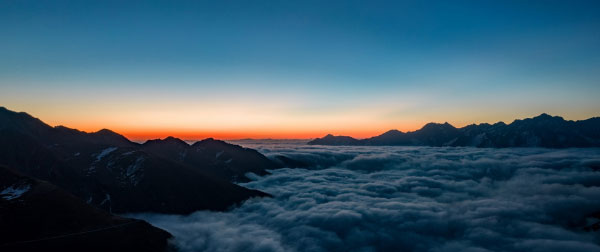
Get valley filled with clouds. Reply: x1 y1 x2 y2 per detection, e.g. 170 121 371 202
132 142 600 252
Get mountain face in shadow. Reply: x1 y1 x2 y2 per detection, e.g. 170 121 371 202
142 137 278 182
309 114 600 148
0 166 171 252
0 107 274 214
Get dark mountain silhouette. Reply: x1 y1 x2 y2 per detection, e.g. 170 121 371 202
0 107 274 214
309 114 600 148
142 137 278 182
308 134 361 146
0 166 171 252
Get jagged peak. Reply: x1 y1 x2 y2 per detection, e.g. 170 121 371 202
532 113 564 121
421 122 457 130
510 113 566 125
538 113 551 117
192 137 230 147
143 136 189 146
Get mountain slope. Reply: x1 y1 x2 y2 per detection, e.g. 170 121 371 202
0 166 172 252
142 137 278 182
308 114 600 148
0 107 270 214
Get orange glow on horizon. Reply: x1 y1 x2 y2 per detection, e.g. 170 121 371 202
118 129 401 141
50 122 427 141
11 103 598 142
107 125 428 141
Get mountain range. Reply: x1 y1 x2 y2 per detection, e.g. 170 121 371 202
3 107 599 250
309 114 600 148
0 106 287 250
0 106 280 214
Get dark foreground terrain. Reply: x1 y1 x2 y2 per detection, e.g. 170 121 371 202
0 106 276 214
0 166 171 252
0 106 283 251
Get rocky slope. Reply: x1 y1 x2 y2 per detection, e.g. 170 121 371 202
0 107 274 214
0 166 172 252
142 137 278 182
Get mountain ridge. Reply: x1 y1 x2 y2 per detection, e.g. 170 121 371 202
0 106 276 214
309 114 600 148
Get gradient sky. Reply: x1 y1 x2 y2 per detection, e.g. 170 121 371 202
1 0 599 140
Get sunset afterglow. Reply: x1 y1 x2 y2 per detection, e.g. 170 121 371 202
2 1 599 140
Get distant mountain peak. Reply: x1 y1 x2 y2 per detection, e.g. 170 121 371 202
192 137 231 148
308 114 600 147
538 113 551 117
94 128 119 135
379 129 404 137
197 137 221 144
143 136 189 147
532 113 564 121
164 136 189 144
308 134 360 145
421 122 457 131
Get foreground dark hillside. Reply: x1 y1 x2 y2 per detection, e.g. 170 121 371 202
0 107 275 214
0 166 172 252
309 114 600 147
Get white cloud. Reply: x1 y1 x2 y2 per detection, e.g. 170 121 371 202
129 144 600 252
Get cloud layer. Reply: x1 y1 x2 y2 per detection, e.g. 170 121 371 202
131 142 600 252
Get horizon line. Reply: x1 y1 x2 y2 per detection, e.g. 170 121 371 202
3 106 598 141
83 113 600 142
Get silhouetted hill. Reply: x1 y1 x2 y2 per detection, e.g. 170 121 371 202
309 114 600 148
308 134 361 146
0 166 171 252
142 137 277 182
0 107 272 214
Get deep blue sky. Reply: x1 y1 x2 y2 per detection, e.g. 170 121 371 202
1 0 599 138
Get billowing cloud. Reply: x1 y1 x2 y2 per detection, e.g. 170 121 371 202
130 142 600 252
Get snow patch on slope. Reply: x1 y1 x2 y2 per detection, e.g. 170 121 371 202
94 147 118 162
1 183 31 200
126 156 145 186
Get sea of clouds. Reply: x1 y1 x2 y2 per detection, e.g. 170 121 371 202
130 141 600 252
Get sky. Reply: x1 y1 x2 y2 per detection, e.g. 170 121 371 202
1 0 599 140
